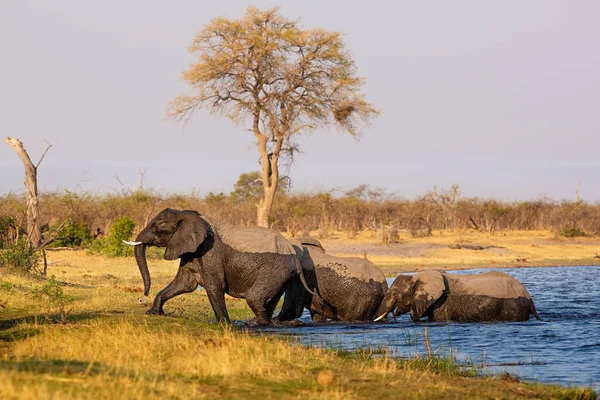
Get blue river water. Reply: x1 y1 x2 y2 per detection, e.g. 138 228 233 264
261 266 600 389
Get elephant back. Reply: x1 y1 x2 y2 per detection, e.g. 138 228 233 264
450 271 532 299
307 248 386 284
202 216 296 255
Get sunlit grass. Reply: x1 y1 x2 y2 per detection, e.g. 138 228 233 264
0 251 596 399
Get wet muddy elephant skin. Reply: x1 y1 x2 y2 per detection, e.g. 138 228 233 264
375 270 541 323
132 208 316 325
277 237 388 322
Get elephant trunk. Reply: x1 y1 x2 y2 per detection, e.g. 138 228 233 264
374 293 396 322
134 243 150 296
133 228 153 296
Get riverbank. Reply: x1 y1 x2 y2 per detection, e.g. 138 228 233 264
315 229 600 274
0 252 596 399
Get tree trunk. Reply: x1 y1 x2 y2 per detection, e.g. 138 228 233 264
257 185 276 228
254 126 284 228
4 137 50 248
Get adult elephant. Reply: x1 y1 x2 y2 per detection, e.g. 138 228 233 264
277 237 388 322
127 208 319 325
374 270 541 323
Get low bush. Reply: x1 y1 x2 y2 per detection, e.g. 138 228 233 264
49 219 91 248
0 239 40 274
560 226 586 238
88 216 135 257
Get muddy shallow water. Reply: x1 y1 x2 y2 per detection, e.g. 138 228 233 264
260 266 600 389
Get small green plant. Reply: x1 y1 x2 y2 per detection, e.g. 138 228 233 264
0 279 14 292
0 238 41 274
32 276 73 324
560 226 586 238
88 216 136 257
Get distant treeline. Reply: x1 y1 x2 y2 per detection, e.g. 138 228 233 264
1 184 598 248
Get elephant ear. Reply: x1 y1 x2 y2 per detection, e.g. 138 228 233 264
164 211 210 260
410 271 447 321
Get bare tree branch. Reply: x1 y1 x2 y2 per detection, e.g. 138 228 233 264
36 139 53 169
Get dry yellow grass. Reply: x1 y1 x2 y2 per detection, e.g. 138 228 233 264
0 250 596 399
313 229 600 273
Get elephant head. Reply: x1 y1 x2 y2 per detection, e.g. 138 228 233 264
374 270 448 322
131 208 211 296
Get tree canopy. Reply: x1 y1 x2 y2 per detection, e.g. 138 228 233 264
168 7 378 226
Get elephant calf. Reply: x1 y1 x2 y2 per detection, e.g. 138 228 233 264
375 270 541 323
278 237 388 322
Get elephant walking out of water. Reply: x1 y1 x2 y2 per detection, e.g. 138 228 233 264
127 208 319 325
277 237 388 322
375 270 541 323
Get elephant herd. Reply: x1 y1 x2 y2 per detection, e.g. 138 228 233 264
126 208 540 325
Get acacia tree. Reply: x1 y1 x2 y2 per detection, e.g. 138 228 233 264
168 7 378 227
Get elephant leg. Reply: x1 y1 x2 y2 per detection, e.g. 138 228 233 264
204 283 230 323
276 278 306 322
245 292 276 326
246 267 294 325
147 266 198 315
246 283 287 326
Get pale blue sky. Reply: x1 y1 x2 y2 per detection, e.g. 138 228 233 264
1 1 599 201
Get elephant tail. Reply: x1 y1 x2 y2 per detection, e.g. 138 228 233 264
293 253 325 305
530 299 541 321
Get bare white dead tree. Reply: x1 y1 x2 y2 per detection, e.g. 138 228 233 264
4 137 52 248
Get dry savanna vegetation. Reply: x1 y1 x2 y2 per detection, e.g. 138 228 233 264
1 184 598 398
0 253 596 399
2 184 600 272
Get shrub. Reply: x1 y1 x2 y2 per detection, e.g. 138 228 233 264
560 226 586 238
49 219 91 248
0 238 41 274
88 216 136 257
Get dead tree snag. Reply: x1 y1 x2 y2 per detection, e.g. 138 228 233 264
4 137 52 248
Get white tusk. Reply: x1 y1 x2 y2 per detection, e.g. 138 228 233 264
122 240 142 246
374 313 388 322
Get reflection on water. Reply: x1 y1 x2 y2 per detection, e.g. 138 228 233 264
261 266 600 389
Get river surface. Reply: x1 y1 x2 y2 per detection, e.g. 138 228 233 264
261 266 600 389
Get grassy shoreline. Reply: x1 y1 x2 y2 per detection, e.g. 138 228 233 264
0 234 598 399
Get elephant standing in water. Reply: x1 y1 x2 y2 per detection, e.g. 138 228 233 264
375 270 541 323
277 237 388 322
128 208 318 325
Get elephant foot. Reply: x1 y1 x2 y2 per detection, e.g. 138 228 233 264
243 318 273 327
145 308 165 316
273 319 304 328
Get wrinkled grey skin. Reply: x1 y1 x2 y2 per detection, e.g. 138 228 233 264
277 237 388 322
133 208 317 325
375 270 541 323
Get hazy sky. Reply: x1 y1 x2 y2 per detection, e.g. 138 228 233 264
1 1 599 201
